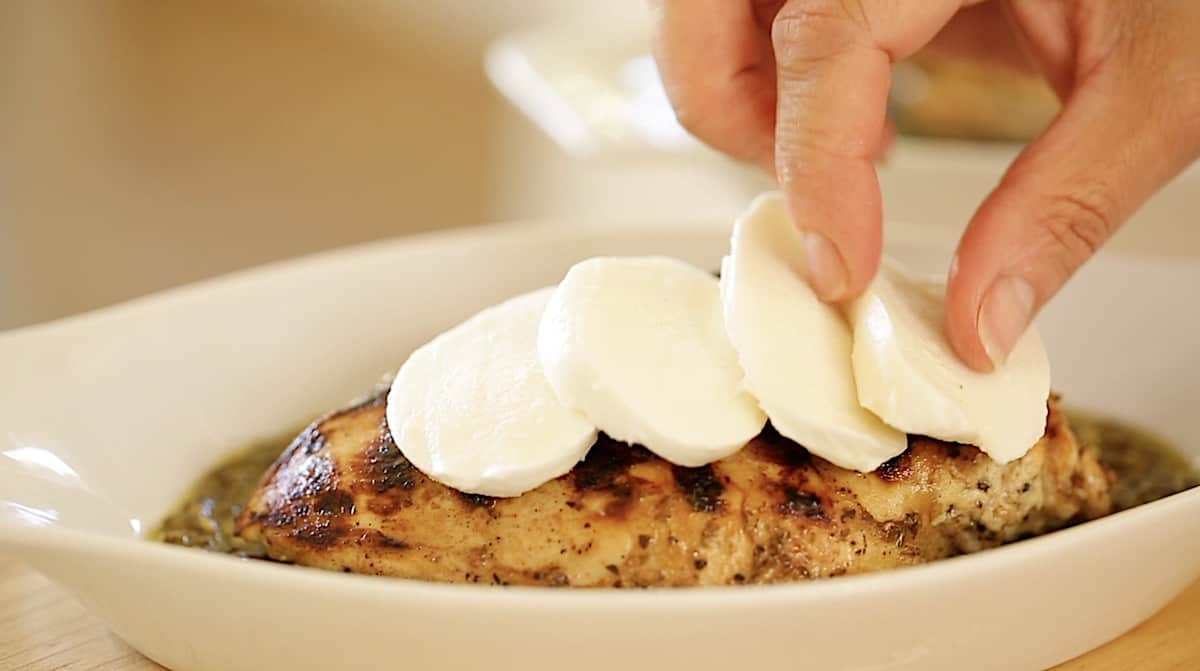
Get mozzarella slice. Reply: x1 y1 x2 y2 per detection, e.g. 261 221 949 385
538 256 766 466
848 261 1051 462
720 192 907 471
387 289 597 497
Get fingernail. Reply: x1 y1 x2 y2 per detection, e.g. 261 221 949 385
803 232 848 300
978 276 1036 367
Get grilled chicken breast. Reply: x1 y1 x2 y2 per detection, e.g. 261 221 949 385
237 393 1111 586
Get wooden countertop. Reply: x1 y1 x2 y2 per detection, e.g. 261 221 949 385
1 557 1197 670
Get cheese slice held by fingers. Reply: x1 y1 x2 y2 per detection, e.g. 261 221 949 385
720 193 907 472
848 261 1050 462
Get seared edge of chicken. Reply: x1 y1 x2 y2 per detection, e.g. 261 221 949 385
237 393 1112 586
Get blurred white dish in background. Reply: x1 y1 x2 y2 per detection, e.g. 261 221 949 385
0 222 1197 671
485 11 693 157
483 13 1200 259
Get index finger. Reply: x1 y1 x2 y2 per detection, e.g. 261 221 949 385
771 0 983 300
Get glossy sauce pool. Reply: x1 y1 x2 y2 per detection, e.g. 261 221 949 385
151 412 1200 560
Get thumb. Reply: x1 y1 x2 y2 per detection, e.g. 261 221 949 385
945 23 1200 371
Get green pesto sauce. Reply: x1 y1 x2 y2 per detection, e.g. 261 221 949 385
1065 409 1200 512
154 414 1199 556
149 434 295 558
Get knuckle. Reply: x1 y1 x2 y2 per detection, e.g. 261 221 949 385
1035 184 1120 270
1162 72 1200 156
660 82 718 143
771 0 860 68
665 85 773 163
670 100 708 139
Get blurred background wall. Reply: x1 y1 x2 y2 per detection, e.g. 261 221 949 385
1 1 1195 331
0 0 704 329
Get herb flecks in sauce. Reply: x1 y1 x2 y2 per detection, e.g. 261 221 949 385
1066 409 1200 512
154 414 1199 556
150 434 294 558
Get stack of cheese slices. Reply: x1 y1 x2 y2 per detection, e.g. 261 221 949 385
387 193 1050 497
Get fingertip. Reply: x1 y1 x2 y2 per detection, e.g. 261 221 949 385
834 233 884 302
945 284 996 373
843 220 885 300
978 275 1036 365
945 235 1001 373
947 191 1049 373
774 153 884 304
801 231 850 301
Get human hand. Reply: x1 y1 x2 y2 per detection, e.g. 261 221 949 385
651 0 1200 370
